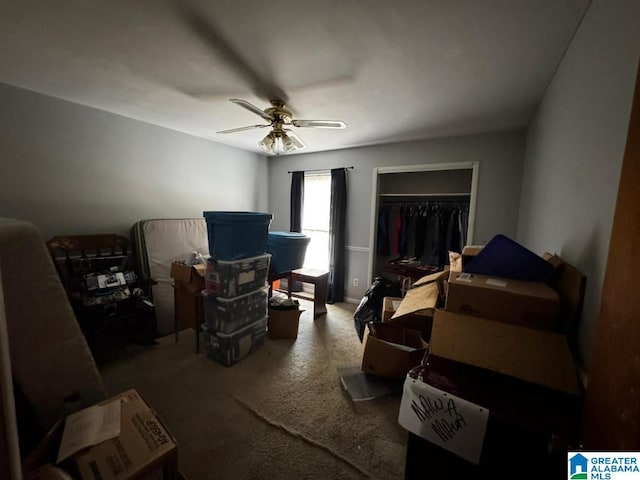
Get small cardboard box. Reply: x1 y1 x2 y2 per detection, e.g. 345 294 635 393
361 323 428 380
23 389 178 480
170 262 206 293
268 308 303 339
446 272 559 331
430 310 581 395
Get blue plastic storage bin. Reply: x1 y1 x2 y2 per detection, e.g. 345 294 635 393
203 211 272 260
266 232 311 274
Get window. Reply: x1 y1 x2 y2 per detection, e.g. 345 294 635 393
302 172 330 270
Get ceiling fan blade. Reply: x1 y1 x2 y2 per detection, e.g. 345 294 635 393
284 129 307 150
216 124 269 134
230 99 273 121
291 120 347 129
177 5 288 102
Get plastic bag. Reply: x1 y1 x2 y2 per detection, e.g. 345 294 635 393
353 276 401 342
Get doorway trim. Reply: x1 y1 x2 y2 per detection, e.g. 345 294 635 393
367 161 479 283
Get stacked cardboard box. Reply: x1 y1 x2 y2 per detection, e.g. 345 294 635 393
397 239 586 477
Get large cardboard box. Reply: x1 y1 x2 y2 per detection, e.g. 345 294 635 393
402 353 582 478
268 308 303 339
446 272 559 331
430 310 581 394
171 262 206 331
361 323 428 380
24 389 178 480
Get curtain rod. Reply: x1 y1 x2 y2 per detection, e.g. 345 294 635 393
287 166 354 174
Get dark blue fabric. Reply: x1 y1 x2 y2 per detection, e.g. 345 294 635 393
377 206 390 255
290 171 305 233
414 212 427 259
328 168 347 303
422 208 440 266
463 234 554 282
398 206 411 257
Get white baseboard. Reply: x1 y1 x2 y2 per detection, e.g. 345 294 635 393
344 296 360 304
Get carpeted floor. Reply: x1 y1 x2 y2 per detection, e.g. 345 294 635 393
97 301 407 480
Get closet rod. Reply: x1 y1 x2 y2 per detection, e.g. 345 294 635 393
379 192 470 197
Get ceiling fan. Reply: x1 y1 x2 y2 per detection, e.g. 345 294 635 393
217 98 347 155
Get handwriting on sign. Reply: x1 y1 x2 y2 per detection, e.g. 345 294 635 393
398 379 489 465
410 395 468 443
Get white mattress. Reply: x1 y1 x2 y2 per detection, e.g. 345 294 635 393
0 217 106 428
140 218 209 336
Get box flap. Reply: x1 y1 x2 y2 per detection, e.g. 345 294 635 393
430 310 581 395
193 263 206 277
170 262 205 281
56 399 121 463
390 282 439 320
170 262 191 282
543 253 586 335
461 245 484 256
412 270 448 288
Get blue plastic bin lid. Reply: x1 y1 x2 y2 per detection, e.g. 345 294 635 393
463 234 554 282
203 211 272 223
267 231 311 246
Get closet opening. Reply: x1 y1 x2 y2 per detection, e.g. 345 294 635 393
368 162 479 284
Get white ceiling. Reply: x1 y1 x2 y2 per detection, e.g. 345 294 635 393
0 0 590 155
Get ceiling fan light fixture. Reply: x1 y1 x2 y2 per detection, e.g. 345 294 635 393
225 98 342 154
259 133 276 154
280 133 297 153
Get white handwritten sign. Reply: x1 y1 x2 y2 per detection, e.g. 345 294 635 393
398 376 489 465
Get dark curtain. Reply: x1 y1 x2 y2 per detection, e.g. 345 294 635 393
290 171 304 232
328 168 347 303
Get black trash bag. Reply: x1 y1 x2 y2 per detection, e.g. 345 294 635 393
353 276 401 342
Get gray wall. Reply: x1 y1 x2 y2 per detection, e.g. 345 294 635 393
0 82 268 240
268 131 526 300
517 0 640 370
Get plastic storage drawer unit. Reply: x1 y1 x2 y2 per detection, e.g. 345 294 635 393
205 254 271 298
203 211 272 261
266 231 311 274
202 316 267 366
202 287 268 334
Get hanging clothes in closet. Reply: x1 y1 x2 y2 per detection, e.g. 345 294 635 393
376 200 469 268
